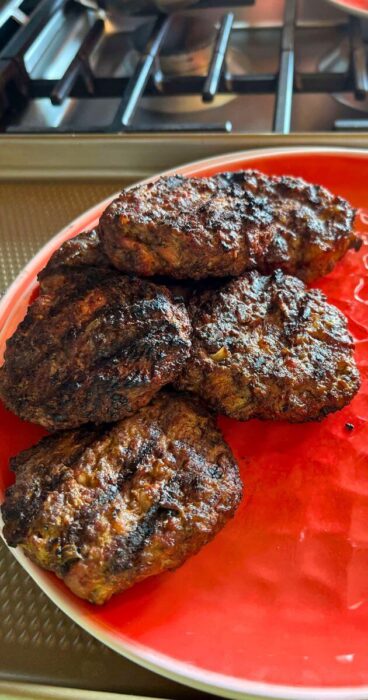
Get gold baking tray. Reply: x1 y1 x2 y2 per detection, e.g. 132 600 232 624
0 681 165 700
1 133 368 181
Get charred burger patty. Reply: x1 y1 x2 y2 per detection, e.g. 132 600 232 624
99 170 359 281
1 392 242 604
0 269 191 430
175 270 360 422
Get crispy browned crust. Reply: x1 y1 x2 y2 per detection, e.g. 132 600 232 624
99 171 359 281
1 392 242 604
175 270 360 422
37 228 210 303
0 269 191 430
38 228 112 293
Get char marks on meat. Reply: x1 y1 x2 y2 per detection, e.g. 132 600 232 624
1 392 242 604
0 269 191 430
99 170 359 281
175 270 360 422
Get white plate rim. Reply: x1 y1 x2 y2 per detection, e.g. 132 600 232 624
323 0 368 18
1 146 368 700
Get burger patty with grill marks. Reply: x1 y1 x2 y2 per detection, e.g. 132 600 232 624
1 392 242 605
99 170 360 281
0 269 191 430
175 270 360 422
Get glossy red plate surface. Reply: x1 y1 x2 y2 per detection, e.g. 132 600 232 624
1 148 368 700
324 0 368 17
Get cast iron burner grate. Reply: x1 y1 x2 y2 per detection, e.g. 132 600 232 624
0 0 367 133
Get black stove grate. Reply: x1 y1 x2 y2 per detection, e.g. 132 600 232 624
0 0 367 133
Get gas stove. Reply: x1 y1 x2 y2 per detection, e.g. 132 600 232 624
1 0 368 135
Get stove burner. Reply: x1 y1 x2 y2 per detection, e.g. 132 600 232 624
158 14 220 76
2 0 368 134
142 14 250 114
318 32 368 113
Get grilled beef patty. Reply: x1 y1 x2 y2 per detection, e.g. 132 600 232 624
0 269 191 430
176 270 360 422
99 171 359 281
1 392 242 604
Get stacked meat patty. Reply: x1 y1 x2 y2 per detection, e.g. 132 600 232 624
99 171 360 281
0 269 191 430
175 270 360 422
0 169 361 604
3 393 241 604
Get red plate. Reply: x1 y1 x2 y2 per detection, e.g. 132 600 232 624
1 148 368 700
324 0 368 17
